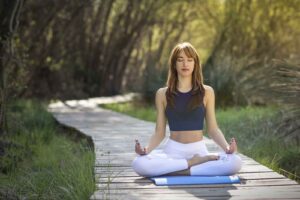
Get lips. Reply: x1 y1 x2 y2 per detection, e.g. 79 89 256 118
181 68 189 71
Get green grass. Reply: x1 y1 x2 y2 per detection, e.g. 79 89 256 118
0 100 95 199
102 101 156 122
101 102 299 182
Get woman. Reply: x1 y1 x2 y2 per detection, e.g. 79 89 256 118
132 42 242 177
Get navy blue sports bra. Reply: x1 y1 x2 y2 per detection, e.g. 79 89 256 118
165 89 205 131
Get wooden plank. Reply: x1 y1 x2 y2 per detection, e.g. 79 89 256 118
96 176 298 187
95 178 298 190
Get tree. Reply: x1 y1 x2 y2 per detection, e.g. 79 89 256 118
203 0 300 106
0 0 24 135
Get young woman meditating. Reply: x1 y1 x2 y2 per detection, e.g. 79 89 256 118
132 42 242 177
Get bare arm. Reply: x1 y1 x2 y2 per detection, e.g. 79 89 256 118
135 88 167 155
205 86 237 153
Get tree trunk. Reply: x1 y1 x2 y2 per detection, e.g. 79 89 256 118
0 0 24 135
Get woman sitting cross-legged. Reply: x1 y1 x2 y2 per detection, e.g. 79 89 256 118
132 42 242 177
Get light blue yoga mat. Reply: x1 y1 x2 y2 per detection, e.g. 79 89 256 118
150 175 240 186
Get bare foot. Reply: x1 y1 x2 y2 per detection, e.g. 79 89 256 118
187 154 219 167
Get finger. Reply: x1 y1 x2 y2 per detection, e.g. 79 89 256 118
139 149 145 155
231 143 236 153
232 138 237 144
136 148 143 155
135 147 139 153
232 141 237 146
135 144 142 151
234 138 237 144
231 146 234 151
234 143 238 151
138 145 143 151
135 144 139 150
140 147 145 153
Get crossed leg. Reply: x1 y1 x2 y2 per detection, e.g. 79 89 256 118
132 151 242 177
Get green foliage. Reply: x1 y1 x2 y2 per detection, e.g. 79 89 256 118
0 100 95 199
11 139 95 200
262 59 300 144
210 106 299 181
142 65 168 104
0 140 28 174
8 100 55 141
8 0 300 105
203 0 300 106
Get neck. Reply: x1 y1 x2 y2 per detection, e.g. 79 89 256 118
177 76 192 91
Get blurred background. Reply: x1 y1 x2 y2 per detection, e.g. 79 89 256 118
1 0 298 102
0 0 299 198
2 0 299 140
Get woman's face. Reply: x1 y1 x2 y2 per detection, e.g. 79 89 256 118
175 50 195 77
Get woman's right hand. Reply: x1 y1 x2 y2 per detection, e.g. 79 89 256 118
135 139 147 155
226 138 238 154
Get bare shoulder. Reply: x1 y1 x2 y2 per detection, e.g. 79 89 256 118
203 84 214 94
156 87 167 106
203 84 215 106
156 87 168 97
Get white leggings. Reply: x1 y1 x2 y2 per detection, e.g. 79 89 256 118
132 138 242 177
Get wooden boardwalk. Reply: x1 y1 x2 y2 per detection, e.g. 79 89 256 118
48 99 300 200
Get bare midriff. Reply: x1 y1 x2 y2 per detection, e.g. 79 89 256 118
170 130 203 144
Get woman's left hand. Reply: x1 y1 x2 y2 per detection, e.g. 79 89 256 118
135 139 147 155
226 138 238 154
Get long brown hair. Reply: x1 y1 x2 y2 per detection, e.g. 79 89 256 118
166 42 205 110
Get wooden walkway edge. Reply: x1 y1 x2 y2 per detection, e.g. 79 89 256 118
48 99 300 200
